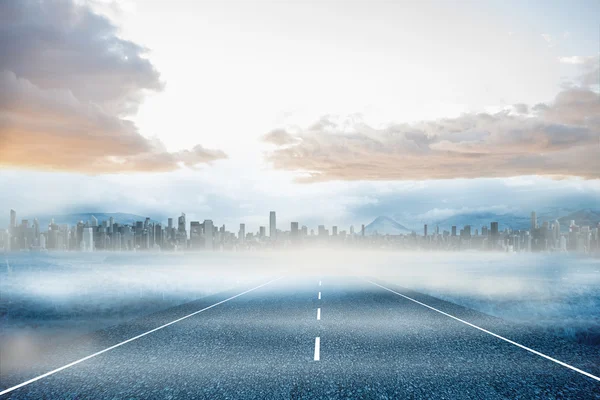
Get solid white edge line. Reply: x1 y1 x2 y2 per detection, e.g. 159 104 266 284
317 308 321 320
318 292 321 300
0 277 284 397
314 337 320 361
367 280 600 383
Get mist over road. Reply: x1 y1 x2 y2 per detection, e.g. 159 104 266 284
1 277 599 399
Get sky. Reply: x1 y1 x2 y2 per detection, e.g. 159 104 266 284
0 0 598 231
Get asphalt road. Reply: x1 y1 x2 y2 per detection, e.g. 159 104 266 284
1 277 599 399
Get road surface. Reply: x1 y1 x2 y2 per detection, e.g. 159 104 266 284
1 277 599 399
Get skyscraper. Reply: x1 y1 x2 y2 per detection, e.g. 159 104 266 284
91 215 98 227
490 222 499 237
203 220 214 250
83 227 94 252
531 211 537 231
9 209 16 231
178 213 186 233
291 222 299 237
269 211 276 240
239 223 245 243
424 224 428 237
175 213 187 246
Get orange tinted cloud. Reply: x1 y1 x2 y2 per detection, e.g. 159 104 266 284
0 0 226 173
263 87 600 182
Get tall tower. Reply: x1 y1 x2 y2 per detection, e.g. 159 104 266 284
530 211 537 231
203 220 214 250
269 211 276 240
9 209 16 231
239 223 245 243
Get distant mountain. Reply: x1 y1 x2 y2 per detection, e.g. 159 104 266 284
557 209 600 228
26 213 161 228
434 212 530 232
433 209 599 233
365 216 412 235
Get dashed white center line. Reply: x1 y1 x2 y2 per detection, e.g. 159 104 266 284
317 307 321 320
318 291 321 300
314 337 320 361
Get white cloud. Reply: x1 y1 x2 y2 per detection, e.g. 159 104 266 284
558 56 595 65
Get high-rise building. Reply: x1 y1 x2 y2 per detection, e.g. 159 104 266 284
9 209 16 231
190 221 202 248
83 227 94 252
269 211 277 240
332 226 338 236
178 213 186 234
531 211 537 232
177 213 187 245
451 226 457 236
490 222 499 237
424 224 428 237
291 222 299 237
91 215 98 227
239 223 245 243
259 226 266 237
203 220 214 250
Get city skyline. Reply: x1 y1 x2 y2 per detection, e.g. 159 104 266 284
3 207 599 254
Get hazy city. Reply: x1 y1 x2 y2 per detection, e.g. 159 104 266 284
1 0 599 398
3 208 600 254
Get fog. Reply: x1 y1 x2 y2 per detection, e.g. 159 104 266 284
1 251 599 376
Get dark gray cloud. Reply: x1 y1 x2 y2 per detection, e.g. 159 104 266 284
263 88 600 181
0 0 226 173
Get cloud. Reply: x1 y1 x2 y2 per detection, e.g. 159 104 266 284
0 0 226 173
263 87 600 182
262 129 299 146
559 56 593 65
559 55 599 88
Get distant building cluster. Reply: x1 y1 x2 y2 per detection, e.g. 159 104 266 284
1 209 599 253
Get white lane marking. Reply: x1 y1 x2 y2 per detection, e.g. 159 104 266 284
318 292 321 300
319 280 322 286
367 280 600 383
317 307 321 320
0 277 284 397
314 337 320 361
